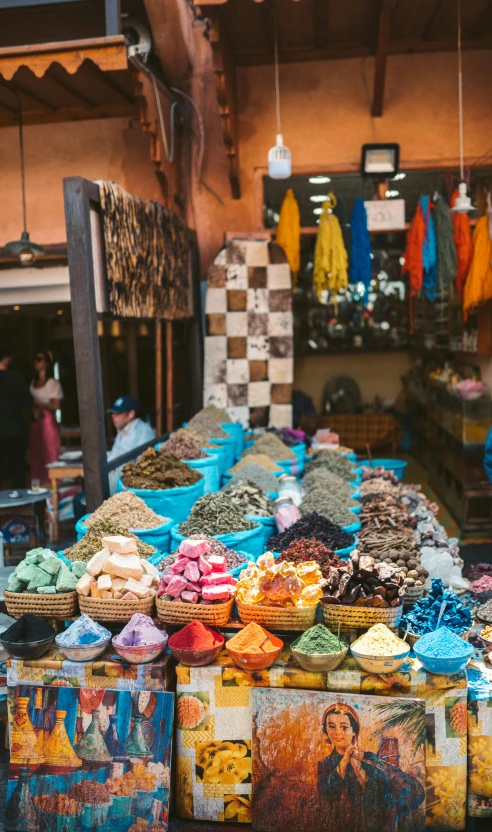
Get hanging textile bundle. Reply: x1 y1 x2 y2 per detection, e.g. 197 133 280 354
402 200 424 300
420 196 438 302
463 215 492 317
451 188 473 301
313 193 348 302
433 197 457 293
350 197 372 293
276 188 301 286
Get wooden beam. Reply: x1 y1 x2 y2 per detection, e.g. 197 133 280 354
46 66 97 107
0 36 127 81
472 0 492 38
372 1 394 118
313 0 329 51
7 78 57 111
422 0 448 40
0 100 137 127
85 61 135 103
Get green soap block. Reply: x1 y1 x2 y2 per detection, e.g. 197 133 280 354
56 563 78 593
37 586 57 594
71 562 87 579
7 578 26 593
25 554 40 564
15 561 37 582
38 558 61 577
36 548 58 562
27 565 54 591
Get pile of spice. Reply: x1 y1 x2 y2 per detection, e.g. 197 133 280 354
236 551 323 607
6 547 79 594
304 451 354 482
188 411 228 438
414 626 473 658
299 486 357 526
122 449 202 490
360 466 399 485
178 492 257 536
159 434 208 460
1 613 54 643
230 454 282 474
226 622 278 654
169 620 223 651
400 578 473 635
224 481 274 517
113 614 166 647
322 552 405 608
75 534 160 600
278 538 342 577
64 519 155 562
174 426 214 449
477 599 492 623
302 467 353 495
465 562 492 581
352 624 409 656
360 494 415 532
201 404 231 423
224 463 279 494
292 624 347 655
57 615 110 646
242 433 296 461
360 478 400 497
83 491 168 530
270 512 355 552
68 782 110 806
158 537 237 604
470 575 492 594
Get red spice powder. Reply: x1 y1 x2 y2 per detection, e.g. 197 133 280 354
169 620 223 651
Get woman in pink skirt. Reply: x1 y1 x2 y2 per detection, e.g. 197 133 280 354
29 351 63 485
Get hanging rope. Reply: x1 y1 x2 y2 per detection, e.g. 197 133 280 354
463 215 492 318
276 188 300 286
451 188 473 300
433 197 457 294
350 197 372 293
313 193 348 301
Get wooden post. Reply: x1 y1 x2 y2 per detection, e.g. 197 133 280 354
155 319 163 435
165 321 174 432
63 176 109 510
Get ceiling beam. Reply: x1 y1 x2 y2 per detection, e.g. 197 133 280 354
422 0 448 41
472 0 492 38
0 100 136 127
84 61 135 103
7 78 57 110
313 0 329 51
46 67 97 107
372 0 394 118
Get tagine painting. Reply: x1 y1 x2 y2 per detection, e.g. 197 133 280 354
252 688 426 832
6 685 174 831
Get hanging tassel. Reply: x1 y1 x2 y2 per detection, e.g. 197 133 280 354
402 201 424 332
313 193 348 302
350 197 372 294
276 188 301 287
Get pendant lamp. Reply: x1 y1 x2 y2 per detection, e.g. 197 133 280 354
3 87 44 263
268 15 291 179
452 0 473 214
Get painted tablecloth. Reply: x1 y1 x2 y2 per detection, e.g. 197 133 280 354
175 645 468 831
467 657 492 818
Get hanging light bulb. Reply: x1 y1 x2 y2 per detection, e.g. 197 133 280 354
451 0 473 214
268 14 291 179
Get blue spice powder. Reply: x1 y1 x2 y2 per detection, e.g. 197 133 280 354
57 614 111 646
415 627 472 658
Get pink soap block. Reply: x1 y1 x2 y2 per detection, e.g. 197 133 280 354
166 575 188 598
186 581 202 593
202 584 232 601
184 561 200 583
179 539 210 559
171 557 189 574
181 590 199 604
197 555 213 575
207 555 227 573
160 571 173 585
200 572 236 587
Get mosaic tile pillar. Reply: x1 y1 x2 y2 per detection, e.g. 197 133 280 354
204 240 293 428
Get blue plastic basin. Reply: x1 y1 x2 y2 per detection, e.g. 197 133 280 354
413 643 473 676
358 458 408 482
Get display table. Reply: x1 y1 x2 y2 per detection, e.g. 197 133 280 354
0 489 48 562
176 645 468 831
47 461 84 542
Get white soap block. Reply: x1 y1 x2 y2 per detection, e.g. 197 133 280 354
97 573 112 591
124 578 151 599
140 574 153 588
86 547 111 577
76 573 95 596
101 535 138 555
142 560 159 580
102 553 143 581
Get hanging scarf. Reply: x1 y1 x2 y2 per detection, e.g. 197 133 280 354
313 193 348 301
350 197 372 293
276 188 301 286
433 197 457 294
463 215 492 317
451 188 473 301
420 196 438 302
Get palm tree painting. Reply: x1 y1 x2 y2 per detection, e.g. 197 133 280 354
372 700 426 757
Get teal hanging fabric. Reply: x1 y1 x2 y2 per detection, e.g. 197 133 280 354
350 197 372 293
433 197 457 293
421 196 438 301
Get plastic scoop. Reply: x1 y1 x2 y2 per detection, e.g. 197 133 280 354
435 601 447 631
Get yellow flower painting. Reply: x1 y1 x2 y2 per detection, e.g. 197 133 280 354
196 740 252 785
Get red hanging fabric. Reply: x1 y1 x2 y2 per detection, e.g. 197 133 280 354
402 202 425 332
451 188 473 301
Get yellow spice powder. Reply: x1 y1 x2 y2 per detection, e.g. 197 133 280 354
353 623 409 656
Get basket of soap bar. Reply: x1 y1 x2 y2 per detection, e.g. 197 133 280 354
236 601 317 631
322 602 404 630
4 546 80 619
78 594 155 622
156 596 234 626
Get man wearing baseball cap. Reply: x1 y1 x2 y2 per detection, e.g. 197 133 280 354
107 396 155 462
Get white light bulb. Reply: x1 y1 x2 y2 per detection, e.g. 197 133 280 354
452 181 473 213
268 134 292 179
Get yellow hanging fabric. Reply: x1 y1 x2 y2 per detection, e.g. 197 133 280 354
463 215 492 317
313 193 348 301
276 188 301 285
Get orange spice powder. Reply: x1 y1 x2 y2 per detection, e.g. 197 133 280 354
226 622 277 654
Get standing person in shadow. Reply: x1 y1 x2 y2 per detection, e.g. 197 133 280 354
0 346 32 488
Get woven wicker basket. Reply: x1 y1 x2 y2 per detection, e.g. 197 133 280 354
403 585 425 608
403 627 472 648
156 596 234 626
322 602 404 630
4 590 78 620
237 601 317 631
78 594 154 622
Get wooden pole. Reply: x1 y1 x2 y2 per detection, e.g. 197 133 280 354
165 320 174 431
155 319 163 435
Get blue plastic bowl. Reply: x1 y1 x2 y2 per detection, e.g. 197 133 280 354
358 459 408 482
413 643 474 676
342 520 361 534
341 452 357 462
334 540 358 559
350 505 361 515
350 487 360 500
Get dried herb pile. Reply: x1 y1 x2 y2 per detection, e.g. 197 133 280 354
64 519 155 562
159 434 208 460
300 486 357 526
230 455 282 474
302 467 352 495
304 451 354 482
178 492 258 537
224 463 279 494
270 512 355 552
84 491 168 530
122 449 202 490
188 411 228 438
174 426 214 449
242 433 296 461
224 481 274 517
322 551 405 608
201 405 231 423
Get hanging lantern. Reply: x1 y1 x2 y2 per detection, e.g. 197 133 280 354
268 134 292 179
451 181 473 214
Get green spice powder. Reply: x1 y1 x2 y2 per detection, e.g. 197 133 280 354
293 624 347 655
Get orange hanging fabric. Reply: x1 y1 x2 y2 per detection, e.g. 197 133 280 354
402 202 425 331
451 189 473 301
276 188 301 286
463 215 492 318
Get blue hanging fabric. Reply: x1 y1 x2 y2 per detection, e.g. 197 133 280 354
420 195 438 301
350 196 372 294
